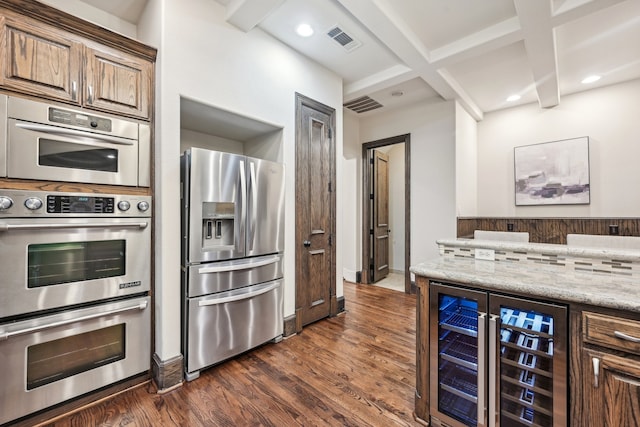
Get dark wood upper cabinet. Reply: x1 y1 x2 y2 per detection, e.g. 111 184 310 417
84 46 151 119
0 8 153 120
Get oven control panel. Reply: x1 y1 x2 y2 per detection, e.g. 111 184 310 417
47 195 115 214
0 190 151 217
49 107 113 132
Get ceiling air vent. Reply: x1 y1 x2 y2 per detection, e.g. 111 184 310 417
344 96 383 114
327 25 362 52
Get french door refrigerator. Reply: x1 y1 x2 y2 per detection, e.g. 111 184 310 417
429 281 567 427
181 147 285 380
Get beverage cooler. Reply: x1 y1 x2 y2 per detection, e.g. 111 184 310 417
429 281 567 427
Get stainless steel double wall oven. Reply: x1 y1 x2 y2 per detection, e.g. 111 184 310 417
0 93 153 425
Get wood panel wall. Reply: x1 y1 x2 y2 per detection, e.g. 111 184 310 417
458 217 640 244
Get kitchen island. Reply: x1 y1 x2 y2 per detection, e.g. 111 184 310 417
411 238 640 427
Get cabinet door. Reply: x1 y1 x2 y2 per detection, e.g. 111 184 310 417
84 47 151 119
0 15 82 102
584 349 640 426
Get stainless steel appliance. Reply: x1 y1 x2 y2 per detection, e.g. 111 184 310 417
0 189 151 317
0 189 152 425
0 296 150 425
0 94 150 187
429 281 567 427
181 147 284 380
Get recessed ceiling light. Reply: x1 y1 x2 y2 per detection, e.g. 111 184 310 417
581 75 601 84
296 23 314 37
506 94 521 102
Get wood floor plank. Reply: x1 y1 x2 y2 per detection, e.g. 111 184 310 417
41 282 420 427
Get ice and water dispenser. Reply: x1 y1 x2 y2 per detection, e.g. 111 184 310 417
201 202 235 249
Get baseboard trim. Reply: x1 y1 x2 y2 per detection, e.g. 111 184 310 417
283 314 297 337
152 353 184 392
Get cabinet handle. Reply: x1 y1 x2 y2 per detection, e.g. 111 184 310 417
592 357 600 388
614 330 640 343
88 85 94 103
72 81 77 100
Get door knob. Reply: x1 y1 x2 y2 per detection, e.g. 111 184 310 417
303 240 311 247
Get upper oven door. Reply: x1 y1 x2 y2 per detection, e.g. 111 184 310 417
7 118 140 186
0 217 150 318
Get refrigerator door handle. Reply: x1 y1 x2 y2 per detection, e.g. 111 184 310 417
248 161 258 251
197 255 281 274
198 281 280 306
489 314 499 427
239 160 247 250
477 312 487 427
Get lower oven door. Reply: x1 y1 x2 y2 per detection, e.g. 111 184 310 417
0 217 150 318
185 280 283 377
0 296 150 425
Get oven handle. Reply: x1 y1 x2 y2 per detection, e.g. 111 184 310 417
0 300 148 341
0 221 149 231
15 121 135 146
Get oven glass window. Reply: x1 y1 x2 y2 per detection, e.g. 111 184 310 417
27 324 125 390
39 139 118 172
28 240 126 288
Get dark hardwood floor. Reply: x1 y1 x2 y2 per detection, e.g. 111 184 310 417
41 282 419 427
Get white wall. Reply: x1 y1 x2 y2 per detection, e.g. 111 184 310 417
455 102 478 217
180 129 245 154
358 100 458 268
477 79 640 217
342 111 361 282
40 0 138 38
137 0 344 362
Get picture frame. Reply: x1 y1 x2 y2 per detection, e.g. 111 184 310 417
514 136 590 206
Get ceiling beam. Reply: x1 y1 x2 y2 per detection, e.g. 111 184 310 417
430 16 522 68
224 0 284 32
552 0 628 25
514 0 559 108
343 64 418 101
336 0 483 120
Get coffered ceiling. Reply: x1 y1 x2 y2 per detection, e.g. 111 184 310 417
80 0 640 120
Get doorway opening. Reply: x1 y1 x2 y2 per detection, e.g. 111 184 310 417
361 134 412 293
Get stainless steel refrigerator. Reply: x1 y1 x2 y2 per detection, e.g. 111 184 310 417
181 147 285 380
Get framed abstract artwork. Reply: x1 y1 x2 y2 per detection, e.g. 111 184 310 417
514 137 590 206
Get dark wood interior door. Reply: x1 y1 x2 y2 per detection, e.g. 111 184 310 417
295 94 336 329
372 149 390 282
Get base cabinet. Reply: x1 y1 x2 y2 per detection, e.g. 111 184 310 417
581 310 640 426
416 276 640 427
582 349 640 426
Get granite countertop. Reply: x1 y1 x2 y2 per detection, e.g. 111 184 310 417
410 256 640 313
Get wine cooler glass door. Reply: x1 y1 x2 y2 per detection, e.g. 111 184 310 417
430 282 488 427
490 295 568 427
